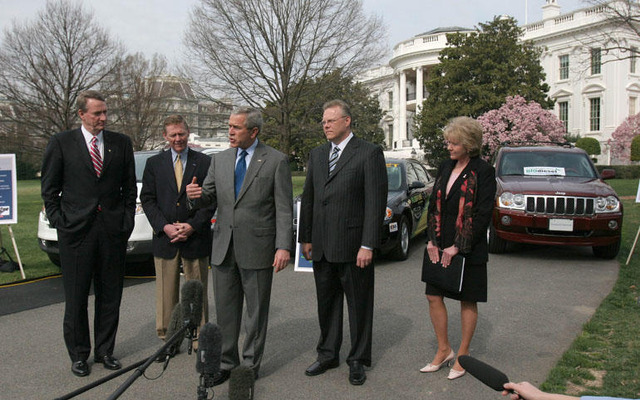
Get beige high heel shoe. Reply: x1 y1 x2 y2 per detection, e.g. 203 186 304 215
447 367 466 380
419 349 455 373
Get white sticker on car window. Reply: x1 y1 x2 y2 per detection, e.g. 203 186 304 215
523 166 565 176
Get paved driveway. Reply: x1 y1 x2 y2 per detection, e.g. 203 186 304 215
0 243 618 399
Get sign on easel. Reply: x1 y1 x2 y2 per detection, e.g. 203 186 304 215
0 154 25 279
0 154 17 224
626 179 640 265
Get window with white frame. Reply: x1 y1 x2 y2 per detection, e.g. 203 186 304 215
559 55 569 80
630 96 637 116
558 101 569 132
388 91 393 109
590 97 601 132
591 48 601 75
631 47 637 74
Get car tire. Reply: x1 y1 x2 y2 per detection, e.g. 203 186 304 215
47 254 61 266
391 216 411 261
592 240 620 259
488 224 507 254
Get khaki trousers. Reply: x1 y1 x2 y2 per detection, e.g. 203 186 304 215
154 253 209 340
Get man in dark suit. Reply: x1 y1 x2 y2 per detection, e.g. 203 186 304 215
186 107 292 385
140 115 214 350
299 99 387 386
41 90 137 377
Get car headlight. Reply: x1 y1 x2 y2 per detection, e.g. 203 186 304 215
595 196 620 213
135 203 145 215
384 207 393 222
498 192 525 210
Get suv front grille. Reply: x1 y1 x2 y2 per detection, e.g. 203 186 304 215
525 195 594 216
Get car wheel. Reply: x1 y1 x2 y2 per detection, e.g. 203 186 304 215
47 254 61 266
391 216 410 260
488 224 507 254
592 240 620 259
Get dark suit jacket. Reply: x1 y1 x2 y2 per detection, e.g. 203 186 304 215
140 148 214 259
196 141 293 269
299 136 387 263
41 128 137 243
427 157 496 264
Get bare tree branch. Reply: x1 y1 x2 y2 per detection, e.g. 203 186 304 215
184 0 387 155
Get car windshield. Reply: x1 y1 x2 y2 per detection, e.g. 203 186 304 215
387 163 404 191
498 151 598 178
134 152 158 182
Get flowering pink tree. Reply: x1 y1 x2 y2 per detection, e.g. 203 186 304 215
610 112 640 161
478 95 566 158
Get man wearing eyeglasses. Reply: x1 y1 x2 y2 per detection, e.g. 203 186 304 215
299 99 387 386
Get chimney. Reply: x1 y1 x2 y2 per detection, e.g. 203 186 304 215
543 0 561 20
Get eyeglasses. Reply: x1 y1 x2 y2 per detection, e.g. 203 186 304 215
321 115 347 126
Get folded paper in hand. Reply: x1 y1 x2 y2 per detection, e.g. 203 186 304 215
421 249 465 293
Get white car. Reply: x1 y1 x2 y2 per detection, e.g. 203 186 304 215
37 151 158 265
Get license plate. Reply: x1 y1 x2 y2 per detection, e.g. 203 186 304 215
389 222 398 232
549 218 573 232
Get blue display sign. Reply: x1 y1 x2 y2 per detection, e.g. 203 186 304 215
0 154 17 224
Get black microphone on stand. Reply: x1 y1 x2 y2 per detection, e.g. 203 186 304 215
181 279 203 355
156 304 185 363
195 322 222 400
229 366 255 400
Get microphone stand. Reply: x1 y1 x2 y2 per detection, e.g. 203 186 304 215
106 324 190 400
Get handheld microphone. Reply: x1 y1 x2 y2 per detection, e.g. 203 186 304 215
458 355 510 391
196 322 222 400
229 365 255 400
181 279 203 354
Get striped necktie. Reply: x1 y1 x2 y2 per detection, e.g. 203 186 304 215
90 136 102 177
329 146 340 174
175 154 183 192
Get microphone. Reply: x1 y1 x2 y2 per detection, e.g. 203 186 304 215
229 366 255 400
458 355 510 391
196 322 222 400
162 304 185 360
181 279 203 354
181 279 204 329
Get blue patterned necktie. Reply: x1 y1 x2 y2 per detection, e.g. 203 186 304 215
329 146 340 174
235 150 248 198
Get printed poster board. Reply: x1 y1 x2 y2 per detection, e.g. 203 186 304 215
0 154 17 224
294 199 313 272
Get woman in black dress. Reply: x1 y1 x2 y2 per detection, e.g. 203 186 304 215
420 116 496 380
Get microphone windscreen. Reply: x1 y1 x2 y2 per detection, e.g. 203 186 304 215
181 279 203 328
458 355 509 391
196 323 222 376
229 365 255 400
165 303 185 352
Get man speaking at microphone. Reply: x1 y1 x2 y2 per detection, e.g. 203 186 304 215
187 107 293 385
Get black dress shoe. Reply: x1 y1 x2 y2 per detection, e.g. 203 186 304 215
304 359 340 376
213 369 231 386
94 355 122 370
348 361 366 385
71 361 90 377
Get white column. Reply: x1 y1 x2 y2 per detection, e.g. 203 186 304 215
393 74 400 149
399 70 407 143
415 66 424 112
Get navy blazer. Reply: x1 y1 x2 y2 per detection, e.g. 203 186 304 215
41 128 137 243
140 148 214 259
299 136 388 263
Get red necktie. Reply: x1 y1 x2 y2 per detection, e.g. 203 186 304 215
90 136 103 177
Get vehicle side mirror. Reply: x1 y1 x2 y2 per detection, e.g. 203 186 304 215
600 169 615 180
408 181 425 190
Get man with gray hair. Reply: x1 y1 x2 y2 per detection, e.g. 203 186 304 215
186 107 293 385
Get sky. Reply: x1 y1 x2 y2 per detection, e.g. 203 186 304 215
0 0 586 67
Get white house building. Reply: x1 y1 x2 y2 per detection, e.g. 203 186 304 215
359 0 640 164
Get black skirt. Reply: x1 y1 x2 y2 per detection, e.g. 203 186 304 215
424 261 487 302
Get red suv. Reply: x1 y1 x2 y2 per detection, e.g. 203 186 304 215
489 145 622 259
